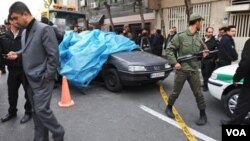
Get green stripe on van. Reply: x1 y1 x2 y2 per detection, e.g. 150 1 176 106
217 74 244 84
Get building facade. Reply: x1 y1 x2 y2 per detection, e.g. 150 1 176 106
54 0 249 55
226 0 250 56
79 0 155 36
159 0 230 37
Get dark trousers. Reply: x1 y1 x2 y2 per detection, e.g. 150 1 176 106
168 70 206 110
229 87 250 124
7 68 32 115
27 79 64 141
201 59 215 88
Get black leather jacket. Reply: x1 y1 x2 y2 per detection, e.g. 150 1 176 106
218 34 238 63
233 39 250 87
0 29 23 70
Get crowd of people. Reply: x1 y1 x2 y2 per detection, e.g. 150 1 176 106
118 14 248 126
0 1 249 140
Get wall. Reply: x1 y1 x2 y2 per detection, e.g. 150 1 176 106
210 0 230 35
158 0 230 34
102 13 155 32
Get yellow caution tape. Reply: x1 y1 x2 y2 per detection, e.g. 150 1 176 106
160 84 197 141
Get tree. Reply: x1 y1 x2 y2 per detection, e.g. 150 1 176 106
157 0 166 37
44 0 52 8
133 0 145 29
104 0 115 32
184 0 193 24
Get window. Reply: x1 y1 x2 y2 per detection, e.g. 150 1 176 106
232 0 250 5
87 0 99 9
230 13 250 37
229 13 250 59
165 3 211 36
109 0 123 5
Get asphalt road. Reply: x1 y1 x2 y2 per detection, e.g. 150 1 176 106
0 71 229 141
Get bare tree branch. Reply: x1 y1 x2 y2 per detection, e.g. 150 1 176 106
184 0 193 24
104 0 115 32
44 0 52 8
134 0 145 29
157 0 166 37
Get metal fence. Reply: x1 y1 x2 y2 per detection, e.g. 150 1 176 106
230 13 250 58
165 3 211 36
230 13 250 37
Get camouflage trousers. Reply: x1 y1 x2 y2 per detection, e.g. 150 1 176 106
168 70 206 110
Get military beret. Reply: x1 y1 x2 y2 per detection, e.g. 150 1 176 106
189 13 204 22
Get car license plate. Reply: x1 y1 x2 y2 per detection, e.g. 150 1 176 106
150 72 165 78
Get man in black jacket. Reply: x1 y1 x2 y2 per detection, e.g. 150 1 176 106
217 25 238 67
136 28 151 52
0 17 32 124
150 29 164 56
201 27 217 91
221 38 250 125
164 28 176 49
40 16 64 44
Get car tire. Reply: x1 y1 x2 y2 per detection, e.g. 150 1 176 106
222 88 241 117
104 68 123 92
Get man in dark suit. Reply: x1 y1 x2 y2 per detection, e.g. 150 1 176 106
217 25 238 67
221 38 250 125
0 15 32 124
150 29 164 56
201 27 217 91
7 2 64 141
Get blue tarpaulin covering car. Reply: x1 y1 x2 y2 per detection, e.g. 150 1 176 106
59 29 139 88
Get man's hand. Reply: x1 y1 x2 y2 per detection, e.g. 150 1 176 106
6 51 18 60
175 63 182 71
202 50 209 58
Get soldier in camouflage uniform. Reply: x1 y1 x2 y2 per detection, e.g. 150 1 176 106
165 13 208 126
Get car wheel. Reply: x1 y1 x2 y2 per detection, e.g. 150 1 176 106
104 68 123 92
222 88 241 117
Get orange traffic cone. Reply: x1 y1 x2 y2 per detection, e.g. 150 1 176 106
58 76 74 107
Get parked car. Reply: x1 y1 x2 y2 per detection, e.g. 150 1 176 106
208 64 250 119
101 50 173 92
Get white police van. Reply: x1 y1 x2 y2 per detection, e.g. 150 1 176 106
208 64 249 117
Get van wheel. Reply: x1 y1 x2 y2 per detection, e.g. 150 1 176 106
104 68 122 92
222 88 241 117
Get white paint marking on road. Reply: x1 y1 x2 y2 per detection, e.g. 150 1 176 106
140 105 217 141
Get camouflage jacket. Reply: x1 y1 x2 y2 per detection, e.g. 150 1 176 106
167 29 204 71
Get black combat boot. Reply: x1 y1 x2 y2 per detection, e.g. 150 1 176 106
196 110 207 126
165 105 175 118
